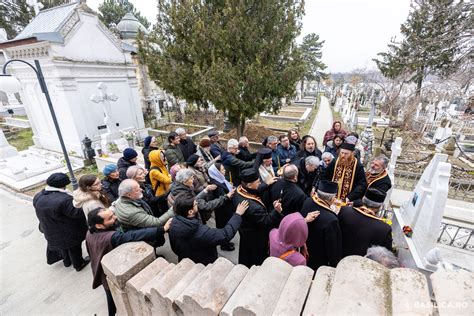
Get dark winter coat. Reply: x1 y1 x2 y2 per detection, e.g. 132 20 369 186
296 158 322 195
209 178 233 229
117 157 136 181
169 213 242 265
352 173 392 207
86 226 165 290
268 178 308 216
142 146 158 170
164 143 185 167
178 137 197 161
300 198 343 271
101 177 120 202
236 146 256 162
33 189 87 251
232 188 283 268
296 148 323 160
210 142 224 158
277 144 297 163
221 151 254 186
322 159 368 201
338 206 393 256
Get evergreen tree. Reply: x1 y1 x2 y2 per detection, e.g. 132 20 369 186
41 0 71 10
0 0 34 39
140 0 305 135
300 33 327 93
374 0 471 98
98 0 150 29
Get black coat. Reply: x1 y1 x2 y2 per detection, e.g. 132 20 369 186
268 178 308 216
102 177 120 202
322 159 367 201
178 137 197 161
209 178 233 229
221 151 254 186
33 189 87 250
117 157 136 181
352 173 392 207
300 198 342 271
169 213 242 265
236 146 256 162
232 189 283 268
142 146 158 171
338 206 393 257
296 158 322 195
296 149 322 160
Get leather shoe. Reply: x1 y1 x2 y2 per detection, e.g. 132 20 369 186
75 256 90 272
220 243 235 251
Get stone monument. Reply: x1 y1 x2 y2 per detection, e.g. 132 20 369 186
0 130 18 159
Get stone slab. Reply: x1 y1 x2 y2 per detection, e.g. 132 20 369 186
390 268 432 315
272 265 314 315
102 242 155 289
302 266 335 316
139 262 175 315
108 276 132 316
430 269 474 315
220 265 260 316
125 257 170 315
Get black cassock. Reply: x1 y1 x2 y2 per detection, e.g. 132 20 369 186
232 189 283 268
322 159 367 201
338 206 393 257
352 173 392 207
268 178 308 216
300 198 342 271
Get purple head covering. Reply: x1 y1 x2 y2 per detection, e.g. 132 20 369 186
269 213 308 266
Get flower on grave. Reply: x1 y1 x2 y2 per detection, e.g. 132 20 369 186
121 130 136 141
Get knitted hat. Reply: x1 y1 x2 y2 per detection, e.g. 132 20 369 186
123 148 138 160
46 173 71 188
199 138 211 148
103 164 117 176
186 154 200 167
143 136 153 148
318 180 338 194
241 168 259 183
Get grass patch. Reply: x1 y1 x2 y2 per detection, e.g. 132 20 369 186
299 94 321 135
7 128 34 151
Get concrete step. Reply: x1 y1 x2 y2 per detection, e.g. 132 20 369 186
220 265 260 316
139 262 176 315
302 266 335 316
390 268 432 315
125 257 170 315
430 269 474 315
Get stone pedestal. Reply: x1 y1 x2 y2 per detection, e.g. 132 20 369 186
0 130 18 159
384 137 402 208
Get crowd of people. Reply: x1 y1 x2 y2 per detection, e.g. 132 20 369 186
33 121 397 315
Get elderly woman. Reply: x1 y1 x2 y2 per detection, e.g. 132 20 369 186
126 165 167 216
186 154 210 193
168 169 233 224
269 212 319 266
101 164 121 203
73 174 110 215
320 152 335 169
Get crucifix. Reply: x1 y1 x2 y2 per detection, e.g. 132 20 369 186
90 82 119 134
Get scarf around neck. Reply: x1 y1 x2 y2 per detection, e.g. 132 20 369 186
208 164 233 192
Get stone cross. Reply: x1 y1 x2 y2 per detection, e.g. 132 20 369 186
90 82 119 134
383 137 402 208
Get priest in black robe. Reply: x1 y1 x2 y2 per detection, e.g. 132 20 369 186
353 155 392 207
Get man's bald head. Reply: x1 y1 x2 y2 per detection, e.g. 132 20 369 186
283 164 298 182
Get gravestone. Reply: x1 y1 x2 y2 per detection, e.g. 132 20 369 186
0 130 18 159
384 137 402 208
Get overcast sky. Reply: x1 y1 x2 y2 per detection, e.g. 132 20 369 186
86 0 411 73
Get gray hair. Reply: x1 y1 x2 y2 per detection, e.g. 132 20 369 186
321 152 334 161
239 136 248 145
283 164 298 180
175 168 195 184
365 246 400 269
175 127 186 135
317 190 336 201
373 155 389 168
126 165 145 180
118 179 138 197
267 136 278 144
362 196 383 209
305 155 320 167
227 138 239 148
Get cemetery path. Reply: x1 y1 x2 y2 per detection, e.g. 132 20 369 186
309 95 333 150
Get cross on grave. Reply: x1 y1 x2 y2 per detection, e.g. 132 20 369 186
90 82 119 135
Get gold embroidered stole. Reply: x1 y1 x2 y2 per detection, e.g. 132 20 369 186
353 206 382 221
237 186 265 207
311 195 334 212
366 169 388 187
332 157 357 200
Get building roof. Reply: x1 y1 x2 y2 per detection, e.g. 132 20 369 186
116 12 147 40
15 2 79 42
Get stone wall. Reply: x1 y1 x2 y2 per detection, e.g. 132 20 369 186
101 241 474 315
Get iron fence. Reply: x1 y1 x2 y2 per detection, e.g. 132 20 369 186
438 222 474 252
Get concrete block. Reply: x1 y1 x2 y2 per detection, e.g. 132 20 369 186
147 258 196 316
302 266 335 316
390 268 432 315
431 269 474 315
102 242 155 289
179 258 247 315
139 263 176 315
227 257 293 316
107 276 132 316
272 265 314 316
220 265 260 316
325 256 389 315
165 263 206 316
125 257 170 315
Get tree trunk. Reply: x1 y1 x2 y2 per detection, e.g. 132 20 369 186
300 79 304 98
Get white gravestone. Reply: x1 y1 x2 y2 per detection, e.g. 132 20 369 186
90 82 121 152
384 137 402 208
0 130 18 159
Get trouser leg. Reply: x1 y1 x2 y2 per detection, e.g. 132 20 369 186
105 289 116 316
68 244 84 270
60 249 71 267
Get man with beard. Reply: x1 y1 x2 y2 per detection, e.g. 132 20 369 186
300 180 342 271
208 130 225 158
353 155 392 207
337 188 393 257
232 168 284 267
236 136 256 162
322 142 367 203
86 207 171 316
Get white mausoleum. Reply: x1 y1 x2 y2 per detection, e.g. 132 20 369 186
0 2 145 156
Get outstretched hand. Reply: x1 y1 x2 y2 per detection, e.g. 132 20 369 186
236 200 249 215
164 218 173 232
305 211 320 223
273 200 283 213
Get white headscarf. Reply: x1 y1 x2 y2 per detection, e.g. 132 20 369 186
208 164 233 192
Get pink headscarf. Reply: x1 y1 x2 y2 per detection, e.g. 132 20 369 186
269 213 308 266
